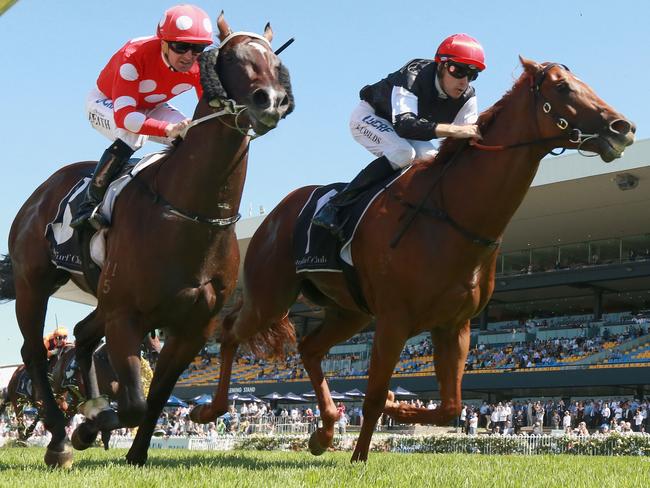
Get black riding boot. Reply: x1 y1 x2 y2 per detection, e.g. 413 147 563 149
312 156 396 239
70 139 134 229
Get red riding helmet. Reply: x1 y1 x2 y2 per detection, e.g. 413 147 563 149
435 33 486 71
157 4 213 44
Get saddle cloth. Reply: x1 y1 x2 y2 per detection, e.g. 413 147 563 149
16 368 32 398
293 167 406 272
44 152 166 273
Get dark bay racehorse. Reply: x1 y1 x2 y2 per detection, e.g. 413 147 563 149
191 58 634 461
0 13 292 467
0 335 159 444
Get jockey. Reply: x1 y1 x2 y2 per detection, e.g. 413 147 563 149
44 326 70 359
313 34 486 239
71 4 214 229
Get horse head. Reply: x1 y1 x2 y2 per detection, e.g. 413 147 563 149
520 57 635 162
199 12 294 135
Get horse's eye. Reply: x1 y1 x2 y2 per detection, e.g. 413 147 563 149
556 82 572 94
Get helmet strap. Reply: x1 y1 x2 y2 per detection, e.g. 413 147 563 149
160 42 179 72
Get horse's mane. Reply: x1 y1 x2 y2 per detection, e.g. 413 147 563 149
433 71 531 165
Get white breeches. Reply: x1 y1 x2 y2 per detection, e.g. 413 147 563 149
349 101 437 169
85 88 186 150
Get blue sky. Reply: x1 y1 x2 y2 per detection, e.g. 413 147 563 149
0 0 647 364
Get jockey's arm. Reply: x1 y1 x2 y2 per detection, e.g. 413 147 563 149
110 55 170 138
391 85 482 141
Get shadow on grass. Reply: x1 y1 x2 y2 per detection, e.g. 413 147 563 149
75 450 341 470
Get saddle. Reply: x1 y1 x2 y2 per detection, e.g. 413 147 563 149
45 152 167 276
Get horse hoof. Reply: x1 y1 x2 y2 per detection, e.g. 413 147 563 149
308 431 327 456
125 451 147 467
96 409 121 431
189 404 216 424
101 430 112 450
44 441 73 469
71 423 98 451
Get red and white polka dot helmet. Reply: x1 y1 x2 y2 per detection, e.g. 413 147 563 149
435 33 486 71
157 4 213 44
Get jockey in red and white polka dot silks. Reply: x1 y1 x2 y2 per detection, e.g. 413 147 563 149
87 4 213 148
72 5 214 230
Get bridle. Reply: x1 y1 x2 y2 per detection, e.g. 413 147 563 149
472 63 611 156
179 32 277 140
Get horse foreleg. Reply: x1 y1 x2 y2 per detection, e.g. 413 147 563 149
351 322 407 463
189 321 238 423
71 310 112 450
383 322 469 425
299 308 371 456
105 316 147 428
74 310 104 403
190 315 238 423
125 333 206 466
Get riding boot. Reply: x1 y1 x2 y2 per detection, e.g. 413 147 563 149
312 156 396 239
70 139 134 229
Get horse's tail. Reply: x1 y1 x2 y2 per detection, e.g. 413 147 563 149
223 300 296 359
248 313 297 359
0 254 16 302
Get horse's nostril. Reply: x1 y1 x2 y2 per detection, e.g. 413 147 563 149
252 89 271 109
279 95 289 107
609 119 633 135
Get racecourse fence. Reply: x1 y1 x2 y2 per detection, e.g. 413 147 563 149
104 432 650 456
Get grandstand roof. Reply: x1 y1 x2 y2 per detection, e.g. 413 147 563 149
54 139 650 308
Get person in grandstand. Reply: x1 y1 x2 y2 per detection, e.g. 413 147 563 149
71 4 214 229
313 33 485 239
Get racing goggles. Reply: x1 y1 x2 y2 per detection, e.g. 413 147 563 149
167 41 208 55
446 62 480 81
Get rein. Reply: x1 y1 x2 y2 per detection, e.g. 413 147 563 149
389 143 500 249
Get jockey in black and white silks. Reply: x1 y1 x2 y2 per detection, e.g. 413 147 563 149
313 34 486 240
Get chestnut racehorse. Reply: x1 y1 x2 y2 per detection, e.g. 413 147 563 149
0 335 159 445
0 13 292 467
191 58 634 461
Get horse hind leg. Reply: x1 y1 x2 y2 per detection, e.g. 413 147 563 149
125 333 206 466
299 307 371 456
14 277 73 468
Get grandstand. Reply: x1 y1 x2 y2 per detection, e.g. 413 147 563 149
46 139 650 403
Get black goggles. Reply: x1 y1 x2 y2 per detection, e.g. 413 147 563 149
167 41 207 55
446 62 480 81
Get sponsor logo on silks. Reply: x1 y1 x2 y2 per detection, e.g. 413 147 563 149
95 98 114 109
88 112 111 130
358 126 382 145
361 115 394 133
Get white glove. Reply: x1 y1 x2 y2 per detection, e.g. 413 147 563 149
165 119 192 139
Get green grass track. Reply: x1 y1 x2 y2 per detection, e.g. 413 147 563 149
0 448 648 487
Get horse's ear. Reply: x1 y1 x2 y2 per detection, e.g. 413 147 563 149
217 11 232 41
519 55 542 76
263 22 273 43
